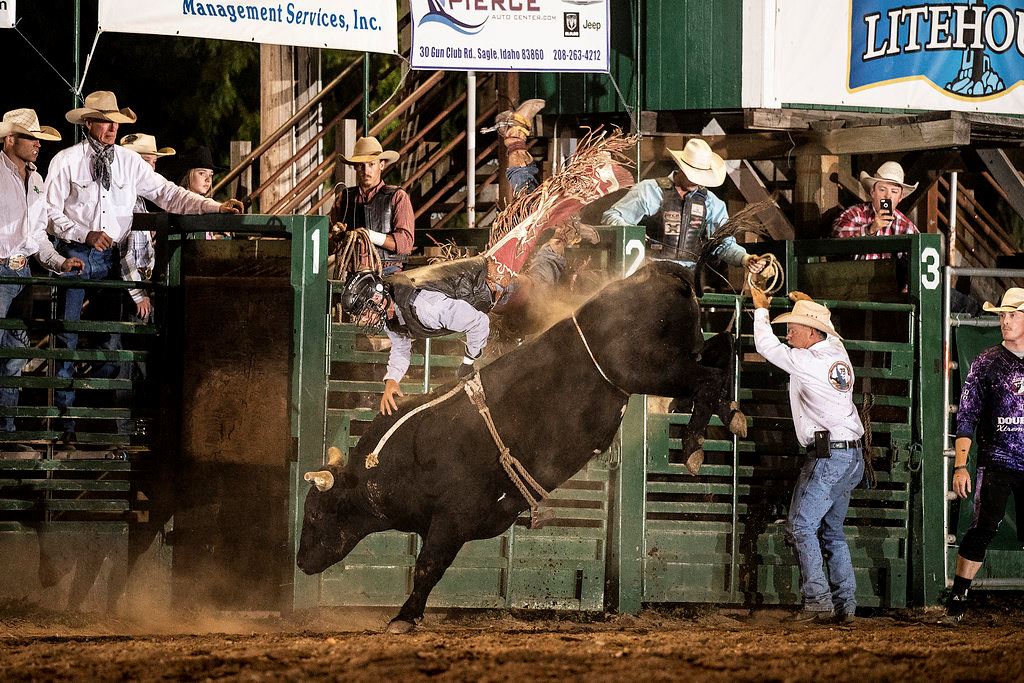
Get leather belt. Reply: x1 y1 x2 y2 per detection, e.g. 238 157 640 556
807 439 861 456
0 255 27 270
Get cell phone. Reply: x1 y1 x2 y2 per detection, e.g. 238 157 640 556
879 198 893 213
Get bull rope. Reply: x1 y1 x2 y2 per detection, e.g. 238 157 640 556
571 314 630 397
331 228 383 280
364 382 465 469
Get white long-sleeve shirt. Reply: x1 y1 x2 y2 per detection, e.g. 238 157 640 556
752 308 864 447
383 290 490 383
0 151 65 272
45 139 220 245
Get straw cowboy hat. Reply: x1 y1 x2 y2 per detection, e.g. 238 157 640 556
341 136 399 165
0 108 61 141
982 287 1024 313
771 299 842 340
66 90 137 125
120 133 175 157
859 161 918 193
667 138 726 188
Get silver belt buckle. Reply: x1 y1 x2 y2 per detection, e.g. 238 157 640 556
7 255 26 270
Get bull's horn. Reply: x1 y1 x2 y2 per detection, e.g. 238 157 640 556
303 470 335 492
327 446 345 467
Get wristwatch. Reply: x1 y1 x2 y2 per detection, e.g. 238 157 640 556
953 465 968 471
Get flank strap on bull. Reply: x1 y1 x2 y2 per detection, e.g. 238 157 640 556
462 374 551 527
572 314 630 397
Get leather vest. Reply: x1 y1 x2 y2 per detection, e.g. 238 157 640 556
333 184 400 265
644 177 707 262
385 256 493 339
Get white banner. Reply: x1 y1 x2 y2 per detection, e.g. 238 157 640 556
97 0 397 54
0 0 15 29
744 0 1024 116
409 0 609 72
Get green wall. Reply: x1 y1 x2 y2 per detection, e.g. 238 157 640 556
521 0 743 115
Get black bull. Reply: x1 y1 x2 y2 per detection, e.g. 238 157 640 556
297 261 746 632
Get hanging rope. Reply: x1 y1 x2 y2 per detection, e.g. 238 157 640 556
860 392 877 489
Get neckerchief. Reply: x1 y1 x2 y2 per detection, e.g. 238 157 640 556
86 133 114 190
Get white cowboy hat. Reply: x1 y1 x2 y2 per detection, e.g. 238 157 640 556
771 299 842 340
66 90 138 125
120 133 175 157
667 138 726 188
341 136 399 165
0 108 61 141
982 287 1024 313
859 161 918 193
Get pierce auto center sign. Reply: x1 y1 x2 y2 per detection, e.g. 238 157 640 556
409 0 610 72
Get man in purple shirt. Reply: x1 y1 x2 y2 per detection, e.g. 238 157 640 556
944 287 1024 625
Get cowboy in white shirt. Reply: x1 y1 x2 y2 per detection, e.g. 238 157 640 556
752 287 865 625
0 109 84 441
44 91 242 440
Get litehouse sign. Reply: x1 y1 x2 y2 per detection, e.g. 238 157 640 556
745 0 1024 115
850 0 1024 99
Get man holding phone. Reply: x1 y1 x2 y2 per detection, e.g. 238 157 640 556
832 161 919 260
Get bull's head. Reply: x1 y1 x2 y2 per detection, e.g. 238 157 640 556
296 446 384 575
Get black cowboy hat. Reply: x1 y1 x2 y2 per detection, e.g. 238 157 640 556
159 145 226 179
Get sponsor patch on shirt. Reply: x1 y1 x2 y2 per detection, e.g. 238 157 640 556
828 361 853 392
1010 376 1024 396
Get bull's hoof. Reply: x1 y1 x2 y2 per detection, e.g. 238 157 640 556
385 619 417 635
685 449 705 475
728 409 748 438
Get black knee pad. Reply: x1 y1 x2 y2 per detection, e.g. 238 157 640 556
959 526 997 563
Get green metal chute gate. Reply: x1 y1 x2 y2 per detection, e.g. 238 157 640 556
641 296 915 608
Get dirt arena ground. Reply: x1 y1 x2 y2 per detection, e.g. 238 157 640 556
2 603 1023 682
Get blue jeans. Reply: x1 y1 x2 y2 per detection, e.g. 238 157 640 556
786 447 864 614
506 163 539 194
54 241 123 434
0 264 31 432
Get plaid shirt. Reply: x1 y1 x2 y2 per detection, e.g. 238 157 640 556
831 202 919 260
119 228 155 304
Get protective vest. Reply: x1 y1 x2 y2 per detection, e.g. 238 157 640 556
333 184 400 266
644 177 707 262
385 256 493 339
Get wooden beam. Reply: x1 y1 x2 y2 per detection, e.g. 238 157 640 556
794 154 838 235
728 160 795 240
746 107 951 131
975 148 1024 221
640 133 798 162
812 116 971 155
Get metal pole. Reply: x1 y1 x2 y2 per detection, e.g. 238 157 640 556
729 296 741 601
466 71 477 229
942 264 953 588
362 52 370 134
634 0 643 178
73 0 81 142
